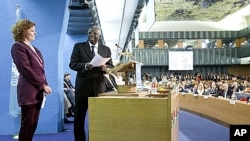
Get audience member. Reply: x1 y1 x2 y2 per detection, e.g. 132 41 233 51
64 94 74 123
203 82 211 95
113 72 125 85
210 81 218 96
216 82 233 99
104 71 117 92
63 73 75 118
191 84 198 94
197 82 205 95
178 80 189 93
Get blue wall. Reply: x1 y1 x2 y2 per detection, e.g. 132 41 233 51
64 34 88 83
0 0 79 135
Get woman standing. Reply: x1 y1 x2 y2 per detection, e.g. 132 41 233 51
11 19 52 141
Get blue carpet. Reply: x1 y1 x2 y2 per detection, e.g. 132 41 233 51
0 110 229 141
0 123 74 141
179 110 229 141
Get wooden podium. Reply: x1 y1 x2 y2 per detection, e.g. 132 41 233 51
111 61 142 93
89 90 179 141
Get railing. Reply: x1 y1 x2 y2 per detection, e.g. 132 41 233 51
130 47 250 66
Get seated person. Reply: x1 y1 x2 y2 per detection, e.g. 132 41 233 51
244 86 250 93
238 80 249 92
203 82 211 95
104 72 117 92
235 86 250 101
209 81 218 96
191 84 198 94
113 72 125 85
229 81 240 92
64 94 74 123
197 82 205 95
64 73 75 91
215 82 233 99
64 73 75 117
178 80 192 93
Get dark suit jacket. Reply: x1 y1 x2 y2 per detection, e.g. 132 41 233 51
64 79 74 89
104 74 117 92
216 89 233 99
69 42 113 97
11 41 47 106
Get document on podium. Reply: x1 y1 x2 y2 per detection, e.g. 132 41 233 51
90 53 111 67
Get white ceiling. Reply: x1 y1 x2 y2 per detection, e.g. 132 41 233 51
95 0 139 62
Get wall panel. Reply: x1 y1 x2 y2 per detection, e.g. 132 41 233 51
132 48 248 66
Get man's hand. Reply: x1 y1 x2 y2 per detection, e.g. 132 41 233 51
86 63 93 70
101 64 107 71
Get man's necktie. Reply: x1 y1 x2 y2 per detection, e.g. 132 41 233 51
91 46 95 56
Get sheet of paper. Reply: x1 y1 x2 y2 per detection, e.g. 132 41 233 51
90 53 110 67
41 96 46 109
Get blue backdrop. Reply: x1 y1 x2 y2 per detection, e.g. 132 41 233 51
0 0 87 135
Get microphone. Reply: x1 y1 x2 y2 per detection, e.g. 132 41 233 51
115 44 123 49
116 44 130 55
115 44 136 61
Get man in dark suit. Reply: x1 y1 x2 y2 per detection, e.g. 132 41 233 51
104 73 117 92
63 73 75 118
216 82 233 99
69 26 113 141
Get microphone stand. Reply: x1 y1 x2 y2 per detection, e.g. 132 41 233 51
115 44 136 62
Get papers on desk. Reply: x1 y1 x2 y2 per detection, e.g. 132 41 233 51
90 53 110 67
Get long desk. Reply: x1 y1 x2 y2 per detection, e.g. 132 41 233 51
88 92 179 141
179 93 250 127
